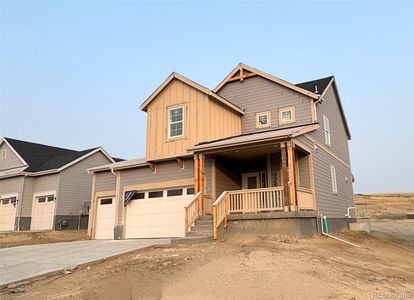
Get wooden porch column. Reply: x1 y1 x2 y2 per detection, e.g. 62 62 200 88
199 154 205 215
287 142 297 210
280 143 290 209
194 154 199 193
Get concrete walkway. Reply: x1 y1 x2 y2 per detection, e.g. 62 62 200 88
0 239 170 286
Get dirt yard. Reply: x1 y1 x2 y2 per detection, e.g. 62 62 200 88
0 230 87 248
354 193 414 219
2 230 413 300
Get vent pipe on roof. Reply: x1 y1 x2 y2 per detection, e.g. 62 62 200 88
314 85 319 94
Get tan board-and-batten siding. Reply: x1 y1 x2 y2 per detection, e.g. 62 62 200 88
145 78 241 161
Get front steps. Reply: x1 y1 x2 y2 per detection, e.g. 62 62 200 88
185 215 213 238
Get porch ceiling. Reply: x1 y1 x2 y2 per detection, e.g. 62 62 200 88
214 144 280 160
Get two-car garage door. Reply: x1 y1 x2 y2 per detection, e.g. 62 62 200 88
125 187 195 239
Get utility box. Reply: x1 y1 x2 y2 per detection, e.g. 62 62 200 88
114 225 123 240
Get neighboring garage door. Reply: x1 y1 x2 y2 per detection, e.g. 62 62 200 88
95 197 116 239
31 194 55 230
125 187 195 239
0 196 17 231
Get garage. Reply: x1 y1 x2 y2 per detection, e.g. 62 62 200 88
31 194 55 230
125 186 195 239
0 195 17 231
95 197 116 239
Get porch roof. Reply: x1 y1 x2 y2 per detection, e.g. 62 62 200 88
189 123 319 152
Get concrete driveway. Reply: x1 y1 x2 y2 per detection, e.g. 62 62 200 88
0 239 170 286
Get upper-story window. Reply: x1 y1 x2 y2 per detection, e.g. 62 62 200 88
279 106 295 125
1 149 6 159
323 114 331 146
255 111 271 128
168 106 184 139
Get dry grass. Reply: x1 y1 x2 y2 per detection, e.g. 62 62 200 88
354 193 414 219
0 230 88 248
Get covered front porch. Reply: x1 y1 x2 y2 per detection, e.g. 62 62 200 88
187 128 317 238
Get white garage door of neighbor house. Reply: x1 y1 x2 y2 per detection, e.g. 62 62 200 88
31 194 55 230
0 196 17 231
125 187 195 239
95 197 116 239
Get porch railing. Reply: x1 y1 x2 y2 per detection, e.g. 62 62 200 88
213 187 284 239
184 192 202 232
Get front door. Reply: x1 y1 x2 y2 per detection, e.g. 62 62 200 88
242 172 260 189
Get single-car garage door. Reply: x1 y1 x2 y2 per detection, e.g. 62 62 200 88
95 197 116 239
0 196 17 231
31 194 55 230
125 187 195 239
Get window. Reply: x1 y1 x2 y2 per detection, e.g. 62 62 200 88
279 107 295 124
100 198 113 205
186 187 195 195
47 196 54 202
330 165 337 193
2 199 10 205
168 106 184 139
131 192 145 200
256 112 271 128
1 149 6 159
148 191 163 198
323 115 331 146
167 189 183 197
38 197 46 203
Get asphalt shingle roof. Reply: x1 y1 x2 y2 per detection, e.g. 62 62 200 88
4 138 111 172
296 76 334 95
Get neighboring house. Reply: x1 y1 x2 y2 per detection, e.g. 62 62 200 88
0 137 117 231
88 63 355 240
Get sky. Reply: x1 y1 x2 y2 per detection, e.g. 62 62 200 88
0 1 413 194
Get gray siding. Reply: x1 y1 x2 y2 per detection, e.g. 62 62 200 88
57 152 113 215
297 153 310 189
0 142 25 171
215 156 241 197
119 158 194 188
295 135 354 218
218 76 313 134
21 177 34 217
0 176 22 195
205 156 213 196
310 85 350 164
95 170 116 192
33 174 59 195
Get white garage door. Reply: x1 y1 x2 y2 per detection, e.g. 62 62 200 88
31 194 55 230
95 197 116 239
0 196 17 231
125 187 195 239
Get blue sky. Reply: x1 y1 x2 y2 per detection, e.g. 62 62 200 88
0 1 413 193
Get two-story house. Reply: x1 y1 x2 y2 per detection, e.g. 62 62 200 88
87 64 355 240
0 138 116 231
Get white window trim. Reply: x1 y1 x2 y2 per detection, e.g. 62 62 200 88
330 165 337 194
255 111 271 128
279 106 295 125
1 149 6 159
167 105 185 139
323 114 331 146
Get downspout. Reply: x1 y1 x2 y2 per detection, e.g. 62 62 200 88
345 207 356 218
